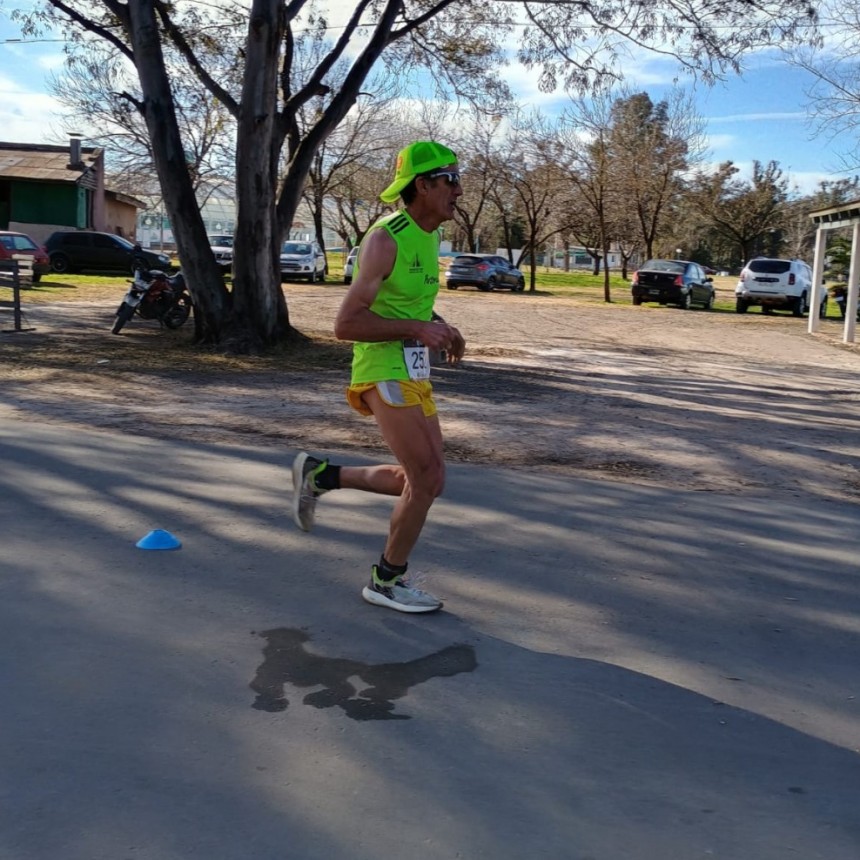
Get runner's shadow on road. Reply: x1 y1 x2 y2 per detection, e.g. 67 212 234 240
249 627 477 720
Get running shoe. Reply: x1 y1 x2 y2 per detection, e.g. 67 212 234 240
361 565 443 613
291 451 329 532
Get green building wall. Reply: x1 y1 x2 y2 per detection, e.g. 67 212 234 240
9 181 89 228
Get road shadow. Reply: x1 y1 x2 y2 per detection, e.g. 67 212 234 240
249 627 477 720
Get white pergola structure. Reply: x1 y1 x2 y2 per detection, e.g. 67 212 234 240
807 197 860 342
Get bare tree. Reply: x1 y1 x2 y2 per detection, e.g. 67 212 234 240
490 115 574 290
780 177 860 259
17 0 820 351
299 84 405 257
789 7 860 172
556 93 617 298
605 89 705 259
48 42 235 198
449 112 506 254
690 160 789 262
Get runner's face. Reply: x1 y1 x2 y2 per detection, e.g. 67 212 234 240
421 162 462 220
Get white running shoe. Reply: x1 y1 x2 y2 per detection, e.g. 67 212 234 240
361 566 443 613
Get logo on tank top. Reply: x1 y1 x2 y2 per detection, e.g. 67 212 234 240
409 253 423 274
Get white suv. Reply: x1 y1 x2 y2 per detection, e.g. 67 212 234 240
735 257 826 317
343 246 358 284
279 240 327 283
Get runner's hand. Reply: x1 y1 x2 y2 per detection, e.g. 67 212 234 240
419 321 465 363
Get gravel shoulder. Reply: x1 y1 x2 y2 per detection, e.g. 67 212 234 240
3 285 860 504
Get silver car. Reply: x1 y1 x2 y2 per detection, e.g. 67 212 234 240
444 254 525 292
280 240 327 283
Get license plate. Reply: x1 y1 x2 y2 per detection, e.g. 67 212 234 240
649 289 660 295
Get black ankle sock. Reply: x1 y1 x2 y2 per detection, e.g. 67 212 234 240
377 556 408 582
314 464 341 490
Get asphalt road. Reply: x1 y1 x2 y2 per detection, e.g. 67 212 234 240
1 419 859 859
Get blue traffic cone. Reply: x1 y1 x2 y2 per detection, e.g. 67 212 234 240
136 529 182 550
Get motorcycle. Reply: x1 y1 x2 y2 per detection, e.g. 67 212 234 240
111 263 192 335
831 285 860 322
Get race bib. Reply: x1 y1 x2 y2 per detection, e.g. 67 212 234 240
403 340 431 380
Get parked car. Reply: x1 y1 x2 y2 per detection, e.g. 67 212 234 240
279 240 327 282
735 257 825 317
444 254 525 291
208 234 234 273
0 230 50 282
343 246 359 284
631 259 715 309
45 231 172 275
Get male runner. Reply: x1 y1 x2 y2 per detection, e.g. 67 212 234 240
290 140 465 613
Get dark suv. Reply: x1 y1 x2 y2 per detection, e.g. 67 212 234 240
45 231 172 274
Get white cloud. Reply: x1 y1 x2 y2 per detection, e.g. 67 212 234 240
0 73 64 144
704 133 736 156
706 112 807 124
36 51 66 72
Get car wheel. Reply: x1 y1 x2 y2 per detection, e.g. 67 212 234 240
735 299 748 314
704 292 715 310
632 296 642 306
32 273 41 284
344 276 352 285
318 269 325 283
446 283 458 290
308 269 317 284
50 253 71 274
679 291 692 310
482 277 497 292
762 306 774 315
516 278 525 291
820 297 828 319
792 293 807 317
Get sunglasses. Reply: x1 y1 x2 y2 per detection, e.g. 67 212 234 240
425 171 461 187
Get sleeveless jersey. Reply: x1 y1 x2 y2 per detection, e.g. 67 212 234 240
350 209 441 384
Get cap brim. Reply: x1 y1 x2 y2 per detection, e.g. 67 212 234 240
379 176 411 204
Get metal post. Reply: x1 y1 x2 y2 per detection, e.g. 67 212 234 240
808 225 827 333
844 221 860 344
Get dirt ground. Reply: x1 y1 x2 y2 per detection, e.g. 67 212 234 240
3 284 860 504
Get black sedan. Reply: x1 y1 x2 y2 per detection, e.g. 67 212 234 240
444 254 525 291
631 259 715 310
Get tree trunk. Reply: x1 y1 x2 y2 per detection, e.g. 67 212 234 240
126 1 231 345
602 239 612 302
232 0 290 351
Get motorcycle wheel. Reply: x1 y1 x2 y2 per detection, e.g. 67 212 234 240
163 295 192 329
111 302 135 335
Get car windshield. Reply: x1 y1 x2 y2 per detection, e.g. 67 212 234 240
452 256 484 265
642 259 685 273
210 236 233 247
0 234 37 251
282 242 311 255
748 259 791 274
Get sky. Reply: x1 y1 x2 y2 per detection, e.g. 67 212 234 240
0 8 855 198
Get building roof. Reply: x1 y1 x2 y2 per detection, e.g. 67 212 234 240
808 197 860 228
0 141 102 183
105 188 148 210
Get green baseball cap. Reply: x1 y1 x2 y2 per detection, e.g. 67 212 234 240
380 140 458 203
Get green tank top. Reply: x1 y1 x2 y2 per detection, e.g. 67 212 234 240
350 209 441 384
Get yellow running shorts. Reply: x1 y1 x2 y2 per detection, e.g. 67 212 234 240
346 379 437 418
